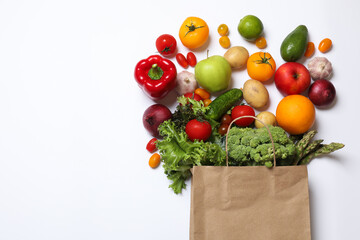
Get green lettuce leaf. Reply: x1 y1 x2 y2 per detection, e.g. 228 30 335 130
157 120 226 194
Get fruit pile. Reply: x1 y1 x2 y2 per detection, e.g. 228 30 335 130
135 15 343 175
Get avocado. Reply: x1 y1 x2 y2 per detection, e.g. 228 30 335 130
280 25 308 62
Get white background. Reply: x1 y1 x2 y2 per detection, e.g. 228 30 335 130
0 0 359 239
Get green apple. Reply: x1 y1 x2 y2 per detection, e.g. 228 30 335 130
195 55 232 93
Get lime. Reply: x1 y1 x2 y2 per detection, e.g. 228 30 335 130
237 15 264 41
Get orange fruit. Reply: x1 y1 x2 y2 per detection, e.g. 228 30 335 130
276 95 315 135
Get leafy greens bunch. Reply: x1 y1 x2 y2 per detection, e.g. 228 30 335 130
156 97 225 194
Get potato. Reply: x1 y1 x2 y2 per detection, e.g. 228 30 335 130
255 111 277 129
223 46 249 69
243 79 269 109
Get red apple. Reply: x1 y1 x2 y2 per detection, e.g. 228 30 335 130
274 62 311 95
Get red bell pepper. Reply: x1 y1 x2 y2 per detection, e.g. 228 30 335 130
134 55 177 100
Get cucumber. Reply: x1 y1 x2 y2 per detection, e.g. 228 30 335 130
206 88 243 120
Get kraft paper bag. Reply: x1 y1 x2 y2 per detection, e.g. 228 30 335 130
190 165 311 240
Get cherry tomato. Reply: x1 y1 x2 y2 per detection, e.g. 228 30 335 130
176 53 188 68
149 153 161 168
146 138 157 153
217 24 229 36
203 98 212 107
304 42 315 57
219 36 231 49
247 52 276 82
184 92 202 102
187 52 197 67
179 17 209 49
255 36 267 49
318 38 332 53
231 105 255 127
220 114 232 125
194 88 210 100
218 123 230 136
185 119 212 142
155 34 177 56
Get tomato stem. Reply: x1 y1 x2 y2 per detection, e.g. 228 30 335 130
184 21 204 37
253 52 273 69
161 44 173 54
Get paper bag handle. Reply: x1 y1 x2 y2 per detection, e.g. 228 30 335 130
225 115 277 167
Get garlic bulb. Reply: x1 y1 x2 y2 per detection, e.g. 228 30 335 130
307 57 333 80
175 70 198 96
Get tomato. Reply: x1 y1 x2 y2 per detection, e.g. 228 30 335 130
187 52 197 67
219 36 231 49
185 119 212 141
184 92 202 101
203 98 212 107
255 36 267 49
318 38 332 53
247 52 276 82
220 114 232 125
218 123 230 136
217 24 229 36
194 88 210 100
155 34 177 56
231 105 255 127
304 42 315 57
176 53 188 68
149 153 161 168
146 138 157 153
179 17 209 49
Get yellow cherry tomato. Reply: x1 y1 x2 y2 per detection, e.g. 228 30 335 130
219 36 231 49
149 153 161 168
203 99 212 107
194 88 210 100
247 52 276 82
318 38 332 53
217 24 229 36
179 17 209 49
255 36 267 49
304 42 315 57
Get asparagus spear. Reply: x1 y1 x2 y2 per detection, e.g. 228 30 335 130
289 134 304 145
299 142 345 165
296 130 317 151
293 139 323 165
292 130 317 164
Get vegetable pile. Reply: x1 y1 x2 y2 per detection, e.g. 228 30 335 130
136 15 344 194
